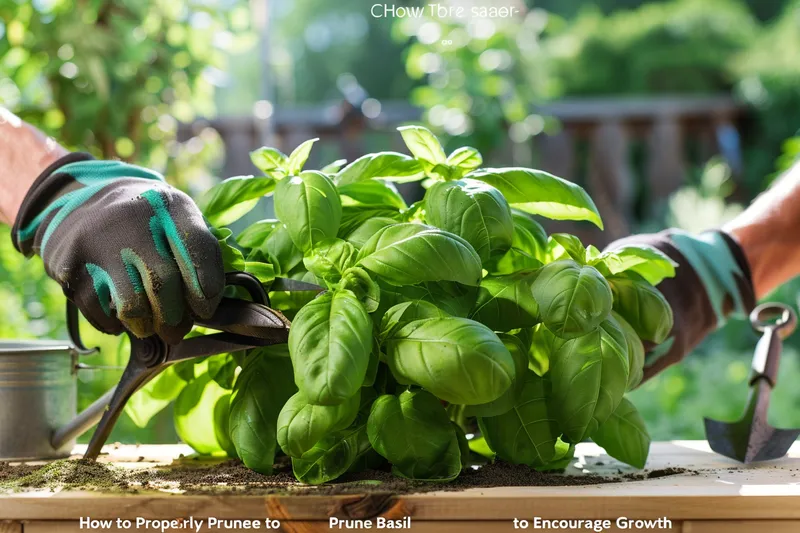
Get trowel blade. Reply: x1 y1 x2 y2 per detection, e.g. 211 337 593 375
704 417 800 463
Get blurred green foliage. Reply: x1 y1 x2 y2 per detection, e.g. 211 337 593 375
0 0 250 443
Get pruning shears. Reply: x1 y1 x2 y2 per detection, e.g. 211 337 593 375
52 272 323 460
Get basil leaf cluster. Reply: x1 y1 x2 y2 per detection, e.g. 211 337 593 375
153 127 676 484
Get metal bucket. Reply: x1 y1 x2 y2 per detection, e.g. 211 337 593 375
0 340 79 460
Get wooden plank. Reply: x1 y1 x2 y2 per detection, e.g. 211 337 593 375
684 521 800 533
0 522 20 533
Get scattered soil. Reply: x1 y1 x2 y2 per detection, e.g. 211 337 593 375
0 457 692 496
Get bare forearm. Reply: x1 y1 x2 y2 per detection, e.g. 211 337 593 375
0 109 68 225
724 161 800 300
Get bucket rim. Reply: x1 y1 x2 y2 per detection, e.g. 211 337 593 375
0 339 74 354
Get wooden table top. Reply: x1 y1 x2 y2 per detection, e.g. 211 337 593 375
0 441 799 522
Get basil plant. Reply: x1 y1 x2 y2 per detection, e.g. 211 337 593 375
126 126 676 483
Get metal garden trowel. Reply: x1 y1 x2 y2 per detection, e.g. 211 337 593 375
704 302 800 463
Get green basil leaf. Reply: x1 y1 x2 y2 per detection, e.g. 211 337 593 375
531 260 613 339
398 125 447 166
174 372 230 456
610 273 674 344
289 290 372 405
335 152 424 185
550 234 587 264
250 147 288 178
338 205 405 238
340 266 380 312
345 217 399 249
596 246 678 286
293 421 371 484
367 390 461 481
466 333 530 417
425 179 513 264
244 261 276 285
478 371 561 466
416 281 478 317
229 356 297 474
613 311 645 391
513 211 548 250
321 158 348 175
537 438 576 471
199 176 276 227
379 300 449 342
528 323 556 376
469 168 603 229
238 219 279 249
274 171 342 253
211 227 245 272
591 398 650 469
447 146 483 174
258 224 303 276
208 354 237 390
357 223 482 286
470 270 541 332
125 365 187 428
490 248 543 276
277 390 361 458
303 239 358 284
384 317 516 405
550 318 629 442
213 393 237 458
339 180 407 210
287 138 318 175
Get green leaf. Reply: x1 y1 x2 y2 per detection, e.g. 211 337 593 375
345 217 399 249
321 159 348 175
595 246 678 286
257 224 303 275
447 146 483 174
384 317 516 405
528 323 556 376
470 270 541 332
379 300 449 342
550 318 629 442
610 273 674 344
244 261 276 285
338 206 405 239
469 168 603 229
211 227 246 272
550 234 587 263
229 356 297 474
613 311 645 391
531 260 613 339
425 179 513 264
367 390 461 481
478 371 561 466
199 176 276 227
174 373 230 456
339 180 407 210
465 333 531 417
357 223 482 286
398 125 447 166
335 152 424 185
303 239 358 284
213 394 237 458
207 354 237 389
277 390 360 458
287 138 319 175
125 365 187 428
591 398 650 469
340 267 381 313
289 290 372 405
250 147 288 178
292 422 371 484
238 219 279 249
274 171 342 253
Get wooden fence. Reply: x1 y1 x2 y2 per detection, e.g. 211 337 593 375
180 95 744 246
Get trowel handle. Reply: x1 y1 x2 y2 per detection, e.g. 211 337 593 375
750 327 782 388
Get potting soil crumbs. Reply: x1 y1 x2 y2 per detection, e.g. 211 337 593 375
0 456 689 496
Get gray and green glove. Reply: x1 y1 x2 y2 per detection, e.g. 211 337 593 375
606 229 756 382
12 153 225 343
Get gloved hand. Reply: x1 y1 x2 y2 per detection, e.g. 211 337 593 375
12 153 225 344
606 229 756 382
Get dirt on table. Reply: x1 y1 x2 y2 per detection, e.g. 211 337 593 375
0 455 690 496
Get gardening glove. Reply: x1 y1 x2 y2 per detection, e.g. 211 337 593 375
606 229 756 382
12 153 225 344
